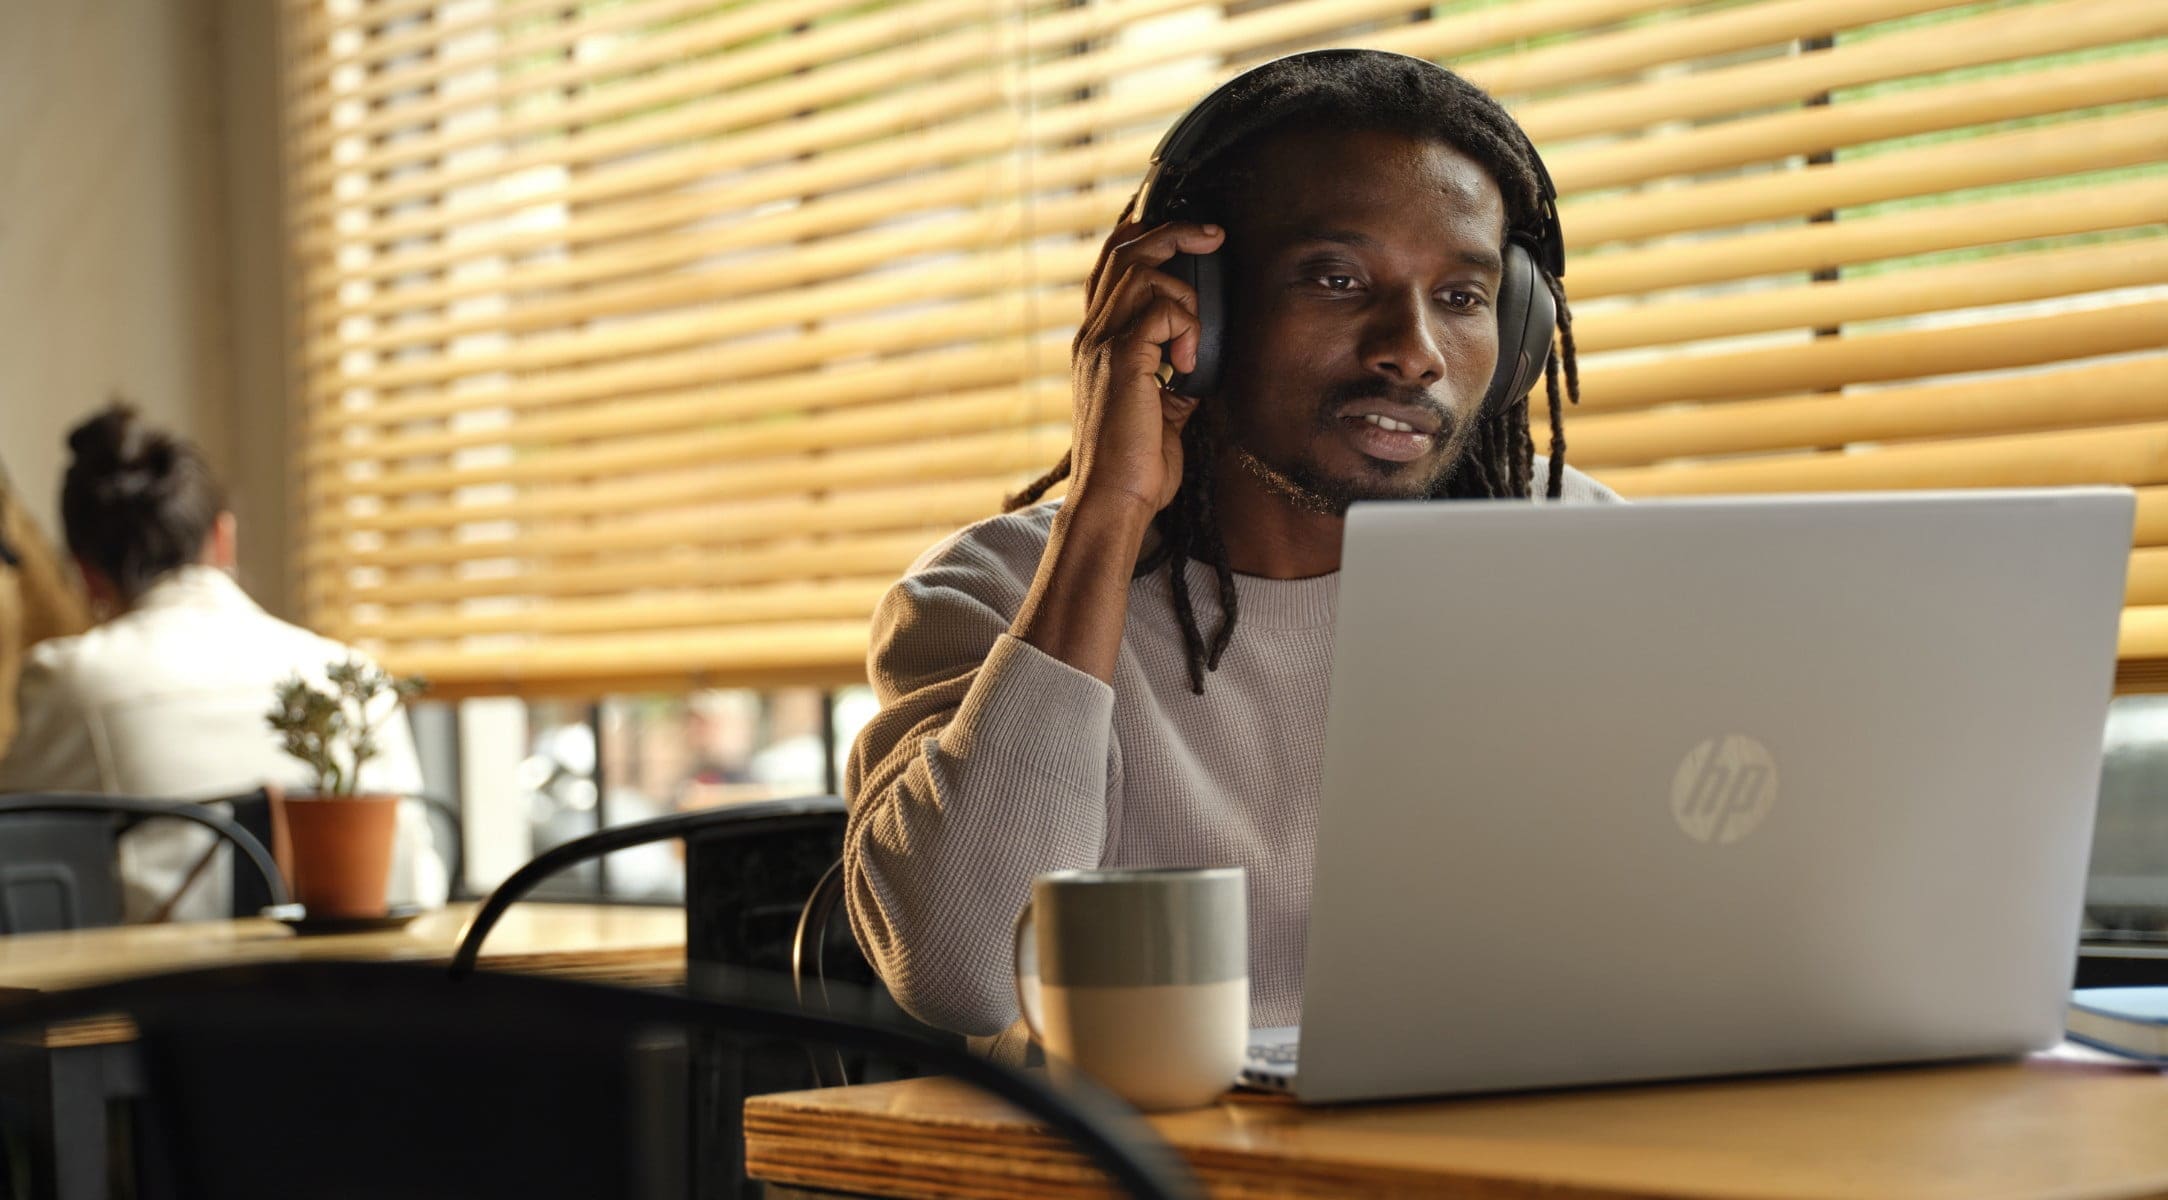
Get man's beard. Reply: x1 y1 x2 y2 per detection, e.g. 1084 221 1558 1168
1231 379 1472 517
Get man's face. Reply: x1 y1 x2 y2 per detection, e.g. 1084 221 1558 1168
1214 127 1508 514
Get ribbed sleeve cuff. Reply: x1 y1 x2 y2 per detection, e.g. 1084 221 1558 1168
940 633 1115 793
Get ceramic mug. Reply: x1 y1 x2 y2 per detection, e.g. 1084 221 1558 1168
1012 866 1248 1111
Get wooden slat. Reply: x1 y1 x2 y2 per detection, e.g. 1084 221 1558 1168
305 294 1082 437
301 66 2150 368
1513 0 2168 144
2125 546 2168 607
288 0 811 120
375 621 873 691
302 352 1057 468
293 0 2158 299
330 529 935 605
349 579 897 642
1598 419 2168 497
313 246 1089 392
315 331 1068 435
301 128 1147 313
2136 488 2168 547
313 167 2165 371
294 0 1460 235
1568 355 2168 468
2121 606 2168 661
312 382 1064 499
296 0 1951 254
297 152 1142 347
314 480 1010 571
1561 107 2168 249
1572 299 2168 412
1548 49 2168 195
306 0 1022 170
310 43 2167 367
308 102 2163 388
319 233 2165 498
1571 176 2168 301
394 660 873 702
316 31 1023 214
285 0 2168 694
316 427 1066 536
1412 0 1955 94
306 190 1109 358
1576 236 2168 355
288 0 1682 256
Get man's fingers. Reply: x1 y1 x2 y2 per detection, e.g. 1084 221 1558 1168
1161 386 1201 429
1085 219 1145 299
1080 266 1199 356
1111 222 1225 268
1088 221 1223 308
1115 294 1202 380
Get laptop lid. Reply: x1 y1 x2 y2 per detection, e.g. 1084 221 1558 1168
1294 489 2133 1103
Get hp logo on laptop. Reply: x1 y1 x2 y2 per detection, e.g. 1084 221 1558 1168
1671 735 1777 844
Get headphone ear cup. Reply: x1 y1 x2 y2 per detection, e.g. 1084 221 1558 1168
1158 249 1226 398
1483 239 1557 415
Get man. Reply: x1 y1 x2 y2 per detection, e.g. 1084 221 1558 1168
845 52 1617 1047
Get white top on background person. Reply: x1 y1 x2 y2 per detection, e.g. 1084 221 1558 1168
0 403 445 921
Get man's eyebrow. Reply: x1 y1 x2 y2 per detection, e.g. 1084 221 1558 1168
1290 228 1381 251
1288 228 1504 274
1456 246 1506 274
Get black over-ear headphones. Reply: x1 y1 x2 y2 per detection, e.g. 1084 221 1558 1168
1132 49 1566 412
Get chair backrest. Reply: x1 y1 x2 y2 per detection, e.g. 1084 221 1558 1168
0 813 124 933
0 794 289 931
453 797 949 1199
0 960 1198 1200
789 857 943 1089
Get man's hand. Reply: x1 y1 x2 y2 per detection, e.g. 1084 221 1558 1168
1006 220 1226 683
1067 220 1227 517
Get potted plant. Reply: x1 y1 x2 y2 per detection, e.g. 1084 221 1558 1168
264 658 426 918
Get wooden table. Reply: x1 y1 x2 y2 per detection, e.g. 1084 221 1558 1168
0 902 685 1199
745 1051 2168 1200
0 900 685 1044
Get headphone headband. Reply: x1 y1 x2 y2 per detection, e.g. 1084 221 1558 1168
1135 48 1564 278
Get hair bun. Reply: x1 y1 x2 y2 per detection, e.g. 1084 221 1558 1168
66 402 141 474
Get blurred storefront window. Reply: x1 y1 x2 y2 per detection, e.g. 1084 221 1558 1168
500 687 879 901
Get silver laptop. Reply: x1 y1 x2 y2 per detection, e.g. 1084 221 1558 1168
1245 489 2134 1103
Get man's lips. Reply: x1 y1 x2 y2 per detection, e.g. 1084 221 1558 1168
1334 397 1444 437
1329 394 1447 463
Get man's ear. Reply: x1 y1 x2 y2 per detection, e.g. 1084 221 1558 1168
202 511 239 570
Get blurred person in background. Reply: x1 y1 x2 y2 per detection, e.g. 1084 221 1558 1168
0 460 92 757
0 402 446 921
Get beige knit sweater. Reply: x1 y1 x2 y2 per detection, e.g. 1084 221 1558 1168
845 462 1619 1038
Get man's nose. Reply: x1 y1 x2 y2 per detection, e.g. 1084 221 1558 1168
1362 288 1447 387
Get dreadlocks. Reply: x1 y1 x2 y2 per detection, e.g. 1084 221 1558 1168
1005 53 1581 695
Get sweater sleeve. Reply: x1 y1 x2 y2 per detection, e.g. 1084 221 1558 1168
843 518 1120 1037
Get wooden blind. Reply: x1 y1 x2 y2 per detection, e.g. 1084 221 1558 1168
282 0 2168 698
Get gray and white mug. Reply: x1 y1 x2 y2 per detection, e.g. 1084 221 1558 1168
1012 866 1247 1111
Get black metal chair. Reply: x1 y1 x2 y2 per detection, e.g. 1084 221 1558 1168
0 793 290 933
0 960 1199 1200
450 797 941 1199
450 796 846 979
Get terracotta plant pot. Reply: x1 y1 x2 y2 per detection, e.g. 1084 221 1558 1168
270 790 400 918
